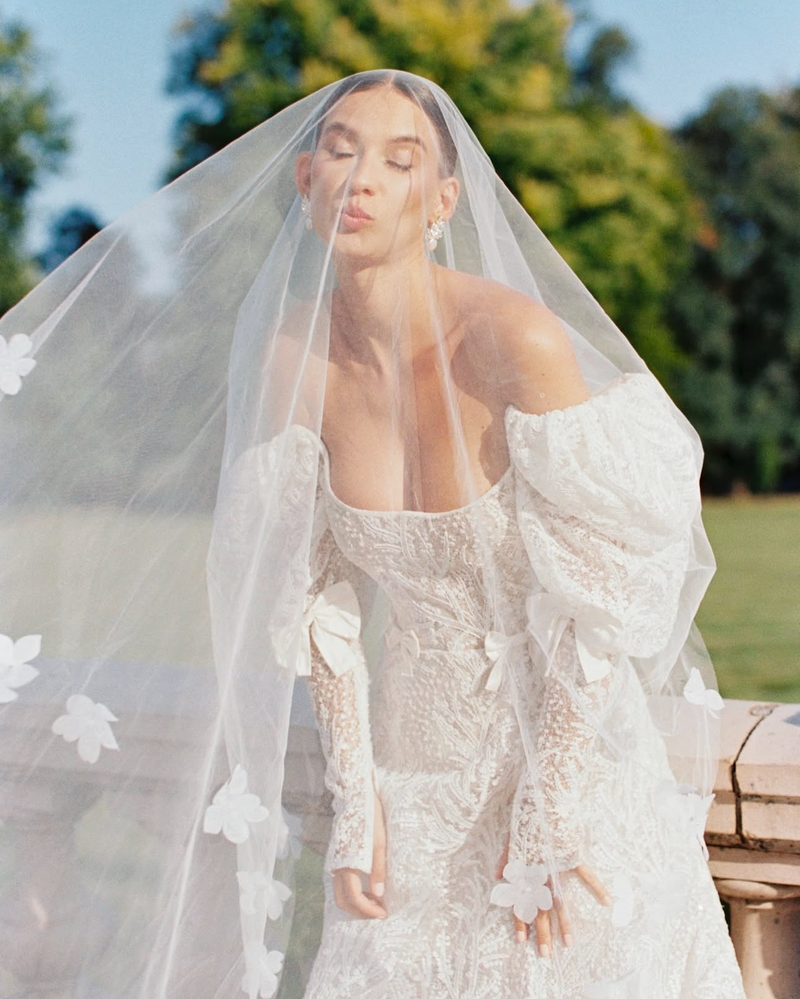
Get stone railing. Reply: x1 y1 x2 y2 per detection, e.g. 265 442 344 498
707 698 800 999
1 667 797 997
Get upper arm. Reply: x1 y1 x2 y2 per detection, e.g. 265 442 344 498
262 305 328 429
491 287 590 415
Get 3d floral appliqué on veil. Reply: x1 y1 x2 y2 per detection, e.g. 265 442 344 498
0 68 745 999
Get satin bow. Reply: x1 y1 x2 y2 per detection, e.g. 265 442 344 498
386 623 420 659
525 591 623 685
483 629 528 692
296 579 361 678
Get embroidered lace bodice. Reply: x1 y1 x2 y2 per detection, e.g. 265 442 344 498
304 372 696 873
296 372 745 997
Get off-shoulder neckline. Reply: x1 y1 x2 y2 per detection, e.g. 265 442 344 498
316 434 515 519
308 371 645 519
503 370 646 429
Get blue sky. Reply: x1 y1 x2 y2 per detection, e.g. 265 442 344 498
6 0 800 255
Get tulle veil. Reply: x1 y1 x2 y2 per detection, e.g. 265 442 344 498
0 68 722 997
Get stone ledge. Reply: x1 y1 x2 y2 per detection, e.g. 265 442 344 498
706 698 800 881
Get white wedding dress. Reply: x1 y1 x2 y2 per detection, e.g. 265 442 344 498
295 373 745 999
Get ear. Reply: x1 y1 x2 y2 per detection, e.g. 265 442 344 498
294 151 313 198
437 176 460 223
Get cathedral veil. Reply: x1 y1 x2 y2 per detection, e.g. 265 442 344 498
0 69 726 997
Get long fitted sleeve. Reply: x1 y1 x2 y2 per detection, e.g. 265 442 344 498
304 485 377 876
503 372 702 872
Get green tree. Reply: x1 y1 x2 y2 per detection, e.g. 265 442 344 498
669 85 800 492
164 0 696 386
0 15 72 314
35 205 104 274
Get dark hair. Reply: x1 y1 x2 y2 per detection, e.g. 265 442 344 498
310 70 458 178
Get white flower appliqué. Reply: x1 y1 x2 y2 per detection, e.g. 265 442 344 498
652 779 715 860
0 633 42 702
237 871 292 920
682 667 724 718
0 333 36 396
490 859 553 923
241 942 284 999
51 693 119 763
203 764 269 844
652 778 697 817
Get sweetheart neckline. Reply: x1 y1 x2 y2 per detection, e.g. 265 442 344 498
305 373 641 518
317 436 515 519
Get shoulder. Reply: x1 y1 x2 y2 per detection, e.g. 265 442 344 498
453 273 591 414
268 299 329 427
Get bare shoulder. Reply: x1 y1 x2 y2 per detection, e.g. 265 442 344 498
458 273 590 414
268 299 328 427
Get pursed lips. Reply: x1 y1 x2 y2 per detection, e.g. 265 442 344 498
338 205 374 229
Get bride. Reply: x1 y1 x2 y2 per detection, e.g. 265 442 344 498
276 71 746 999
0 70 745 998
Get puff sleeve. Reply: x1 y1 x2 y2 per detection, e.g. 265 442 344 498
207 428 377 877
503 372 702 873
303 480 377 877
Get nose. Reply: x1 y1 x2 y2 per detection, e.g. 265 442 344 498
345 150 377 195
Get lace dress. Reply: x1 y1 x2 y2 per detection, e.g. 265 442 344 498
297 373 745 999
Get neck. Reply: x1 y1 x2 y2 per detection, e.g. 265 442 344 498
332 251 445 370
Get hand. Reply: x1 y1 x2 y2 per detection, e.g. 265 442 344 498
332 789 388 919
495 830 612 955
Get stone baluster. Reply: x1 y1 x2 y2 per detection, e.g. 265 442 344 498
706 700 800 999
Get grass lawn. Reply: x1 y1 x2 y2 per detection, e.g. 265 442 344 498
3 496 796 705
697 494 800 704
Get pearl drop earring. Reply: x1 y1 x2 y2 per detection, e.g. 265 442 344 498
301 194 313 230
425 214 445 252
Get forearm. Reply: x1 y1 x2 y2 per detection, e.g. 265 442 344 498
307 642 376 874
305 521 376 875
508 621 615 872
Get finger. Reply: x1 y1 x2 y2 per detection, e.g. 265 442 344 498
335 871 386 919
574 863 613 907
534 907 552 958
553 894 574 948
333 869 387 919
369 798 387 900
495 831 510 880
513 912 528 943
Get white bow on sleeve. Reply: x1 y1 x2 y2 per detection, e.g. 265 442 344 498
525 591 624 685
296 579 361 678
483 630 528 692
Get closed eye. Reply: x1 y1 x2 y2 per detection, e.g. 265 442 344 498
329 151 412 172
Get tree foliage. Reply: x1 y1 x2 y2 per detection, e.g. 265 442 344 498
669 85 800 492
160 1 800 491
0 16 72 313
35 205 104 275
164 0 696 386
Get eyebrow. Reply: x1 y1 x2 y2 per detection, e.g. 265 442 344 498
321 120 427 152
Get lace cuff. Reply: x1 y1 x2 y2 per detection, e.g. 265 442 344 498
305 503 375 876
508 621 615 873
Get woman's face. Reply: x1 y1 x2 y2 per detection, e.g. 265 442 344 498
296 86 457 264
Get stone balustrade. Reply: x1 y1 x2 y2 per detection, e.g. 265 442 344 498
706 698 800 999
1 664 798 997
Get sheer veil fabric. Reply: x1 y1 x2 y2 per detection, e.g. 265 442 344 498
0 70 744 997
